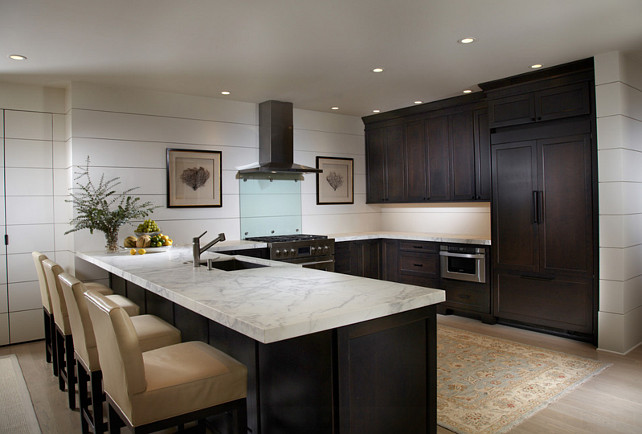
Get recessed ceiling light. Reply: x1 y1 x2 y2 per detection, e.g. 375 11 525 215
414 101 423 104
463 89 473 94
331 107 339 110
221 91 231 95
372 109 381 113
458 38 476 44
372 67 384 73
9 54 27 61
531 64 543 69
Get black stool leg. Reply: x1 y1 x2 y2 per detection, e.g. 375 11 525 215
108 403 123 434
51 314 59 377
64 334 76 409
77 361 90 434
55 329 65 391
44 309 52 364
90 370 105 434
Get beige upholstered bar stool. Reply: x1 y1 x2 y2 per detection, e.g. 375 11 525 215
32 251 114 377
84 289 248 434
59 273 181 434
43 259 141 410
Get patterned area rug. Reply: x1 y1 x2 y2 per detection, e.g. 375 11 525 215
0 354 41 433
437 325 609 434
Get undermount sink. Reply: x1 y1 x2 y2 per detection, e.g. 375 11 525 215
196 258 269 271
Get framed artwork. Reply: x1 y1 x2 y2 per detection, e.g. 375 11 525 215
167 149 222 207
316 156 354 205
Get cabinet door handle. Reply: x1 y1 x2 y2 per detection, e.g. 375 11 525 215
537 191 544 224
532 191 538 224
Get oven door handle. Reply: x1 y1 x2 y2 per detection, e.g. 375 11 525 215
298 259 335 267
439 252 485 259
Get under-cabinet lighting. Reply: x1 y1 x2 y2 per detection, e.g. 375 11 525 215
331 106 339 110
531 64 543 69
372 67 384 73
372 109 380 113
458 38 476 44
9 54 27 60
463 89 473 94
414 101 423 104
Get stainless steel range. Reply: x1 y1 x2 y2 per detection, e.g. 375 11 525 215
244 234 335 271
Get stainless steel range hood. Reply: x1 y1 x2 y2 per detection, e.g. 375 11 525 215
238 100 322 177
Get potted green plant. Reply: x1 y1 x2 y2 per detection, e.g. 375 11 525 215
66 157 159 252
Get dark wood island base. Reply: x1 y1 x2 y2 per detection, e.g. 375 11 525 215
111 275 438 434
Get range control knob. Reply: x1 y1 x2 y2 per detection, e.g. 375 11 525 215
310 246 316 254
274 249 281 257
290 248 296 256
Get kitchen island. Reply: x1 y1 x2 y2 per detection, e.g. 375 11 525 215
77 247 445 434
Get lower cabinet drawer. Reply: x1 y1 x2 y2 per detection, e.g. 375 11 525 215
441 279 490 313
399 253 439 277
494 272 593 334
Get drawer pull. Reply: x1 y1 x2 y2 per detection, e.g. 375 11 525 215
520 273 554 281
413 263 423 267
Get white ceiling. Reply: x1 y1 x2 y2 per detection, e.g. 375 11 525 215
1 0 641 116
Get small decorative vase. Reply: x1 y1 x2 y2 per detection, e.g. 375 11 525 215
105 228 120 253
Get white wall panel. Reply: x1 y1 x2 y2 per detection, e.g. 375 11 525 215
5 197 54 225
4 139 53 168
7 253 39 283
5 168 53 196
70 109 258 149
599 214 642 248
8 281 41 311
4 111 52 140
6 224 55 255
0 285 7 313
0 313 8 346
0 83 65 113
9 309 44 342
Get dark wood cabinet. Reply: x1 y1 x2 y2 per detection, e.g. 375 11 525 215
490 119 596 339
489 82 591 128
397 241 440 289
365 122 405 202
334 240 381 279
363 94 490 204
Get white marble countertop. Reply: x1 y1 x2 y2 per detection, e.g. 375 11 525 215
77 247 445 344
328 231 491 245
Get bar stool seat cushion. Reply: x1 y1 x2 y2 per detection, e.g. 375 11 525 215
128 341 247 426
105 294 140 317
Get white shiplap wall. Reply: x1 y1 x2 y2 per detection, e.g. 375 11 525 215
595 51 642 354
0 82 67 344
67 82 376 281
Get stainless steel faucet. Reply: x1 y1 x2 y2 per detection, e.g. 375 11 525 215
192 231 226 267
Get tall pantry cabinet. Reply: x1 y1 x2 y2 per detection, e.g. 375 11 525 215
481 59 598 342
0 109 60 345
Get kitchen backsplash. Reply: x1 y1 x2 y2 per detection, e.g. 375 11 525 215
240 178 302 238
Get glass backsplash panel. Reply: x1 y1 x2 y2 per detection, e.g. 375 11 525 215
239 178 302 238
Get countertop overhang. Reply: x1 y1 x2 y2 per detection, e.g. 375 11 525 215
77 247 445 344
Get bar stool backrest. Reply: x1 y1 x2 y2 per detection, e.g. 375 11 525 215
42 259 71 334
84 289 147 417
58 272 100 371
32 251 52 313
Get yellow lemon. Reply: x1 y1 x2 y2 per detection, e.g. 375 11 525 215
137 248 147 255
130 248 136 255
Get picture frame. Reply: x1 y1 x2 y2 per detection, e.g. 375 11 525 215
316 156 354 205
167 148 222 207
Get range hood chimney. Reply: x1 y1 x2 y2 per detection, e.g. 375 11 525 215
238 100 322 177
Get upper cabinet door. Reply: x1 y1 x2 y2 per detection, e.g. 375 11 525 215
488 93 535 128
365 127 386 203
405 120 429 202
536 83 590 123
450 111 476 201
538 134 593 275
491 140 539 272
384 124 406 202
425 115 450 201
474 109 491 201
489 82 591 128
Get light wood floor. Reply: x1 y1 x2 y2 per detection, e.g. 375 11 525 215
2 315 641 433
